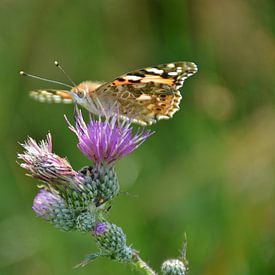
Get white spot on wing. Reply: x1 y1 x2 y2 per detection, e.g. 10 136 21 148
167 63 175 68
53 95 61 103
145 68 164 74
38 96 46 102
63 98 73 104
136 94 152 101
125 75 142 81
41 90 49 95
168 72 178 76
156 114 170 120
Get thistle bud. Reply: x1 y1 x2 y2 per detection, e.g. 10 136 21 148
32 189 75 231
161 259 187 275
93 221 134 262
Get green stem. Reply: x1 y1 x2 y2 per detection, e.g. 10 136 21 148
131 253 158 275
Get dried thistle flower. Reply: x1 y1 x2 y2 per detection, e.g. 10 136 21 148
18 133 77 184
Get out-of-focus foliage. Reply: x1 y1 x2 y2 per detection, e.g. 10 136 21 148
0 0 274 274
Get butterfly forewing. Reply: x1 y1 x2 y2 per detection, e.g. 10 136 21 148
29 89 73 104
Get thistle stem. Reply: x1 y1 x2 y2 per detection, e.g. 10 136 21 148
132 254 157 275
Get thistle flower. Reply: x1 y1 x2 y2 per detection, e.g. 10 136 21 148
33 189 75 231
18 133 77 184
18 107 155 270
66 108 153 167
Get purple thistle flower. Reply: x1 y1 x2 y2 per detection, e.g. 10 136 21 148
18 133 78 184
94 222 107 236
66 109 153 167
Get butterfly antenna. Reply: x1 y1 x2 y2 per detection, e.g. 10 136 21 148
19 71 73 89
54 61 77 88
54 61 84 99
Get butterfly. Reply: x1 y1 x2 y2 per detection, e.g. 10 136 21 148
28 62 198 125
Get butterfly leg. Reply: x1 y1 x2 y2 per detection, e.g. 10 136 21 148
73 103 79 122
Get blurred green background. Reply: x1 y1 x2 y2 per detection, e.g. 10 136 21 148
1 0 275 274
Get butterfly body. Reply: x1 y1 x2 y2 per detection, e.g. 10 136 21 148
29 62 198 125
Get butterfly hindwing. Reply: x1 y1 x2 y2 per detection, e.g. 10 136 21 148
94 62 198 125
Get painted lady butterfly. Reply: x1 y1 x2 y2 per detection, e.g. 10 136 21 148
28 62 198 125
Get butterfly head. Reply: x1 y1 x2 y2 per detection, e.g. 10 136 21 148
70 86 86 100
69 86 89 110
70 81 104 114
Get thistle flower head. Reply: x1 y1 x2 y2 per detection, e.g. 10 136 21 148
33 189 75 231
161 259 187 275
66 109 153 167
18 133 77 183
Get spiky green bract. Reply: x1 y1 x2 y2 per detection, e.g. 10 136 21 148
32 189 76 231
79 166 119 206
54 165 119 211
76 211 96 232
93 221 134 262
161 259 187 275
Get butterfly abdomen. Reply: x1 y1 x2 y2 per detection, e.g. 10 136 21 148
29 89 73 104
